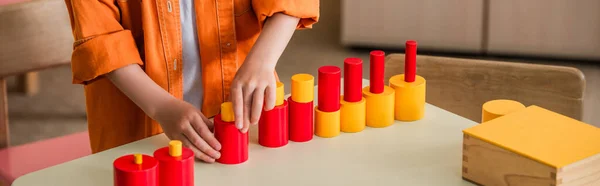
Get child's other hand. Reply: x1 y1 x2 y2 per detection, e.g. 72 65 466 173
152 98 222 163
230 58 277 133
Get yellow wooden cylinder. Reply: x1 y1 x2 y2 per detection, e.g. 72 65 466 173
276 82 284 106
340 97 366 133
389 74 426 121
291 74 314 103
220 102 235 122
314 108 340 138
362 86 395 128
482 99 525 123
169 140 182 157
134 154 143 164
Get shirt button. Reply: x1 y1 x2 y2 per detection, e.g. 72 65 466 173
226 43 231 47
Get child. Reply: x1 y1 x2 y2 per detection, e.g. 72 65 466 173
64 0 319 163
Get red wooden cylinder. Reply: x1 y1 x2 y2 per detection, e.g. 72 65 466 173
153 146 194 186
258 100 289 148
405 40 417 82
344 57 363 102
288 98 314 142
113 154 158 186
318 66 341 112
370 50 385 93
214 114 249 164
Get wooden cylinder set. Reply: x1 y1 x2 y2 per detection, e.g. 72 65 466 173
113 140 194 186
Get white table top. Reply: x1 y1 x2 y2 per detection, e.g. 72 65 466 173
14 79 478 186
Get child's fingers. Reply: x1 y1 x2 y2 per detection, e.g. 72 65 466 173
183 126 220 159
264 82 276 111
231 85 244 129
180 135 215 163
250 86 265 125
191 114 221 151
242 86 254 133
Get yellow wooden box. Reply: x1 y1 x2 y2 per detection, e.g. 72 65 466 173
462 105 600 186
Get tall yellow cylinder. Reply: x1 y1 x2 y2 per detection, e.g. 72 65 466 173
389 74 426 121
291 74 314 103
340 97 366 133
362 86 395 128
314 108 340 138
481 99 525 123
220 102 235 122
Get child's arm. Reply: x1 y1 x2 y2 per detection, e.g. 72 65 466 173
107 64 222 163
230 13 300 133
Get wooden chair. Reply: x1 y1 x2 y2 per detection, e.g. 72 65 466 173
0 0 91 185
384 54 585 123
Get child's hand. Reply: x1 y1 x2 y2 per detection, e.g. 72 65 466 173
153 98 222 163
230 13 300 133
230 60 277 133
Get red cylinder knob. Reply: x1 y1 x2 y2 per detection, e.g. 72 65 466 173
153 146 194 186
405 40 417 82
288 98 314 142
370 50 385 93
318 66 341 112
113 154 158 186
344 58 363 102
214 114 249 164
258 100 289 148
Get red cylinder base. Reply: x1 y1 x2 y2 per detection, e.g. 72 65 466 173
214 114 249 164
288 98 314 142
153 146 194 186
259 100 289 148
114 154 158 186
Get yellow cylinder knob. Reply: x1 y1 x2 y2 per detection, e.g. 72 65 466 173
134 154 143 165
314 108 340 138
220 102 234 122
276 82 284 106
482 99 525 123
389 74 426 121
340 97 366 133
169 140 182 157
291 74 314 103
362 86 395 128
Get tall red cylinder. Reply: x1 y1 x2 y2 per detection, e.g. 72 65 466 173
214 114 249 164
344 58 363 102
405 40 417 82
288 98 313 142
370 50 385 93
153 146 194 186
258 100 289 148
318 66 341 112
113 154 158 186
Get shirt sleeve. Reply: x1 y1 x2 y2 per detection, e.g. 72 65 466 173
252 0 320 29
65 0 143 84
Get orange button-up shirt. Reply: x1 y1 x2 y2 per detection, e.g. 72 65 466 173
64 0 319 153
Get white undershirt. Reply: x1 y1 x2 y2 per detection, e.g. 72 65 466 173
180 0 203 109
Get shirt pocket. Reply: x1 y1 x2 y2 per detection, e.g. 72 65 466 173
234 0 252 17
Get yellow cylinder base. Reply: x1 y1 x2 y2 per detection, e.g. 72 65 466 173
482 99 525 123
340 97 366 133
314 108 340 138
362 86 395 128
389 74 426 121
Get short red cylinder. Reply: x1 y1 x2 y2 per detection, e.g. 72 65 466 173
344 57 363 102
288 98 313 142
370 50 385 94
214 114 249 164
153 146 194 186
258 100 289 148
405 40 417 82
113 154 158 186
318 66 341 112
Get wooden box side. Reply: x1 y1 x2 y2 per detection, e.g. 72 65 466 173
462 133 558 186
